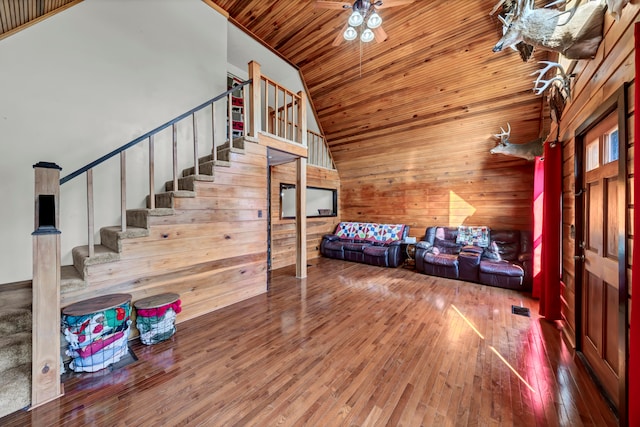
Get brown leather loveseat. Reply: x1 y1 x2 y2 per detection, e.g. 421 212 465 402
321 221 410 268
414 226 532 291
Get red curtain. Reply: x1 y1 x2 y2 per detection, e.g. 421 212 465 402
532 156 544 299
538 141 562 320
629 21 640 427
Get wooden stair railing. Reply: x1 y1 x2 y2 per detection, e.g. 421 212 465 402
59 79 253 257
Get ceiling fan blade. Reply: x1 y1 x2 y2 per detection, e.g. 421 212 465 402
315 1 351 9
374 0 415 9
373 25 388 43
332 22 348 46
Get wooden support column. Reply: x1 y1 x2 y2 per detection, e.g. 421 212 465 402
248 61 261 138
297 90 307 147
31 162 63 408
296 156 307 279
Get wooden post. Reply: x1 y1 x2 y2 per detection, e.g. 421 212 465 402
31 162 63 408
248 61 261 138
298 91 307 147
296 156 307 279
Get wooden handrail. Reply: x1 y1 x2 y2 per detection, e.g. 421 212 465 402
59 80 252 185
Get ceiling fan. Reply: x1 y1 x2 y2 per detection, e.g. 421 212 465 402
315 0 416 46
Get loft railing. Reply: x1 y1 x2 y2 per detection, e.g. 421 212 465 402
261 75 304 144
307 130 336 170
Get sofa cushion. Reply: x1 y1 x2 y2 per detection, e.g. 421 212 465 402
482 241 502 261
343 242 371 252
424 253 458 267
433 238 461 255
323 240 345 252
363 246 388 257
490 230 521 261
479 260 524 277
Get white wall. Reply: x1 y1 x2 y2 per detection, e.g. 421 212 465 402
227 24 321 134
0 0 228 283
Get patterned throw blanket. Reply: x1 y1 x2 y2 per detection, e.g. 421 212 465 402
334 222 405 244
456 226 490 247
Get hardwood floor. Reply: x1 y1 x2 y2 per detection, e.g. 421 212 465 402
2 258 617 426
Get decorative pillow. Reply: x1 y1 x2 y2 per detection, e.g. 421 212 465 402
482 241 502 261
456 226 490 247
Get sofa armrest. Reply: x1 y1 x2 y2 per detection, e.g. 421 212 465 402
416 241 432 250
388 240 402 247
322 234 340 242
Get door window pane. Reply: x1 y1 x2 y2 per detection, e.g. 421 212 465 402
586 140 599 171
603 128 619 164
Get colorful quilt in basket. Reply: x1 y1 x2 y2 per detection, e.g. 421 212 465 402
334 222 405 244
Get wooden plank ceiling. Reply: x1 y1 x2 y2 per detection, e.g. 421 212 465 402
211 0 549 160
0 0 549 168
0 0 79 39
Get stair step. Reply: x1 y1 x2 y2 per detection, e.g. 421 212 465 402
165 174 215 192
182 160 231 177
100 226 149 252
72 245 120 277
61 265 86 293
0 308 32 335
0 362 31 418
126 208 174 228
0 332 31 372
146 191 196 209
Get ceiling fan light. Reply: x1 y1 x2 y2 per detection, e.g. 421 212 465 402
367 12 382 29
343 26 358 41
361 28 375 43
348 10 364 27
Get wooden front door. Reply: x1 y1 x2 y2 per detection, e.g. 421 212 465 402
580 111 621 408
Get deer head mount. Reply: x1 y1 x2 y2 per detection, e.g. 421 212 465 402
490 123 544 161
491 0 606 60
531 61 572 123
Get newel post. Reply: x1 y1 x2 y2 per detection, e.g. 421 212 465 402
31 162 63 408
248 60 261 138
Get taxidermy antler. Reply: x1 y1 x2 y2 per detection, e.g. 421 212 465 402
491 0 606 59
490 123 544 161
531 61 571 123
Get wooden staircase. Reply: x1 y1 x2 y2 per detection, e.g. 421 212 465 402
59 139 267 321
0 285 32 419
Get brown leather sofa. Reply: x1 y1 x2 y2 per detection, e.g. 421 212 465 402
414 226 532 291
321 221 410 268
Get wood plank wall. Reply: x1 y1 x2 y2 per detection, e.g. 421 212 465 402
270 163 340 270
556 5 639 346
336 112 537 239
60 142 269 326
